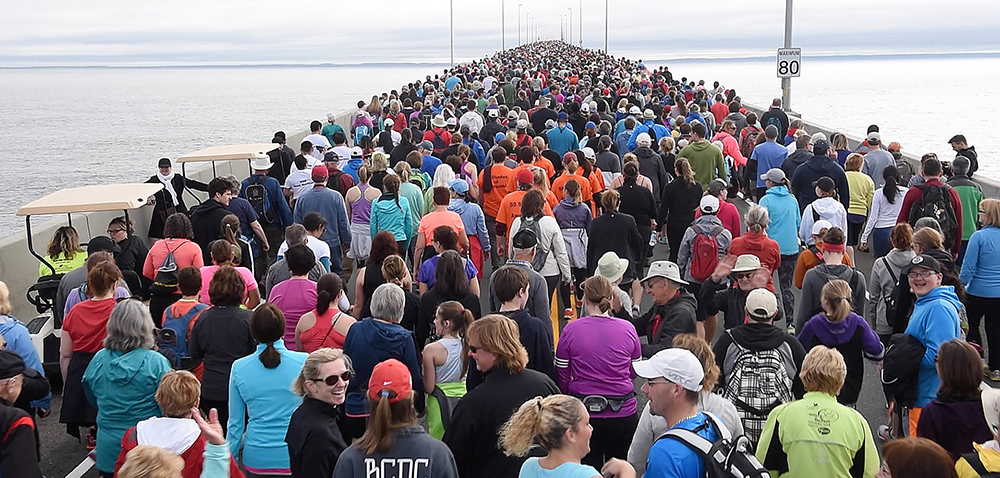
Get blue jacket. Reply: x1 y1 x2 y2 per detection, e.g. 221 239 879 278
0 315 50 410
904 286 962 408
227 342 307 473
751 141 789 189
462 138 487 168
758 185 801 255
293 186 351 249
547 126 580 157
448 198 490 252
83 348 171 472
343 318 423 417
343 158 364 183
241 174 293 227
961 226 1000 298
646 413 719 478
369 195 412 242
627 120 671 151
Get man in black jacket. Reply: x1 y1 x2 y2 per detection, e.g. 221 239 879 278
444 315 558 478
700 254 784 334
789 139 850 213
633 261 697 358
146 157 209 238
948 134 979 178
189 178 234 264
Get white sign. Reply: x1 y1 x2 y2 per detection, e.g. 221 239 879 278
777 48 801 78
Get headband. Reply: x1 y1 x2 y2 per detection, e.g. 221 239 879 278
822 242 846 253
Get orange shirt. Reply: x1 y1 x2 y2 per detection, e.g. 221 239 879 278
591 168 607 192
418 210 466 244
478 164 514 217
534 157 557 180
544 190 559 210
496 190 553 236
506 163 551 192
551 171 593 204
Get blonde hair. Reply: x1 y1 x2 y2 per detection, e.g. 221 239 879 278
980 198 1000 228
47 226 84 261
601 188 620 212
293 348 353 396
800 346 847 395
0 281 10 316
913 227 943 252
844 153 864 172
675 157 695 187
467 315 528 373
155 370 201 417
372 152 389 172
821 279 852 322
500 395 584 456
357 164 371 183
117 446 184 478
672 334 720 391
380 255 408 285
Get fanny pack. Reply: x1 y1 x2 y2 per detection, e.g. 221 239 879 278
576 392 637 413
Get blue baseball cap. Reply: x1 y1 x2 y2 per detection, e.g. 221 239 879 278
557 112 569 121
585 121 597 130
448 179 470 195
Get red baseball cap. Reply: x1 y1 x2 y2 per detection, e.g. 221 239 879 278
516 168 534 185
311 165 329 181
562 152 577 165
368 359 412 403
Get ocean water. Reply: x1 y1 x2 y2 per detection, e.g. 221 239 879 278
1 55 997 237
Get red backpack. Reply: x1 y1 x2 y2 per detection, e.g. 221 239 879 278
690 224 724 282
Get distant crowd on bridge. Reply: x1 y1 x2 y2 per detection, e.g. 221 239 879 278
2 40 997 478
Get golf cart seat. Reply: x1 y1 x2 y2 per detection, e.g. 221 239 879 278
26 273 63 314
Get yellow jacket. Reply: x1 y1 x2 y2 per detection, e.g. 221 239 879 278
846 171 874 217
956 442 1000 478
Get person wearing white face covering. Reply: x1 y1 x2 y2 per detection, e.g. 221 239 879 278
147 157 209 239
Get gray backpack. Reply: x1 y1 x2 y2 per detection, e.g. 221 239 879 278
517 217 549 272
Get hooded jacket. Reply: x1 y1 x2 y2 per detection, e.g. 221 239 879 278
905 286 962 408
83 348 171 472
713 322 806 399
729 231 781 285
369 194 412 242
633 291 698 357
796 263 867 331
797 312 884 404
790 154 851 213
779 149 811 186
190 199 232 263
117 417 244 478
678 140 727 186
799 196 848 245
916 395 993 461
712 130 747 167
634 146 670 202
448 198 490 253
758 185 801 255
342 319 423 417
866 248 916 335
335 426 459 478
343 157 364 183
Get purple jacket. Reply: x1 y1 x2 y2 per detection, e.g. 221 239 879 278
797 312 884 404
555 315 641 418
553 198 593 231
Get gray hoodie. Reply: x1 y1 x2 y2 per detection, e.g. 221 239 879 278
866 249 916 335
796 263 868 330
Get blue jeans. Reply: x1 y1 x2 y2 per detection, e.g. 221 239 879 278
325 240 344 279
871 226 893 259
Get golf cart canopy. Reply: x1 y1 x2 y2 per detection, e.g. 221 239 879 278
176 143 278 163
16 183 164 216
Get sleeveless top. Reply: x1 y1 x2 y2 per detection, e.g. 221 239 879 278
434 337 465 383
299 308 348 353
350 184 373 224
359 260 387 319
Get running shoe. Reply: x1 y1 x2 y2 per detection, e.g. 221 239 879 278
86 427 97 450
877 425 894 442
563 308 573 321
786 323 796 335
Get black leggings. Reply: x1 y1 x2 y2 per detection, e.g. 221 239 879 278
558 267 588 315
967 294 1000 370
200 398 229 436
581 413 639 469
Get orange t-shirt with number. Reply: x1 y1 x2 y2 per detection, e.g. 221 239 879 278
496 190 553 236
478 164 514 217
551 171 593 204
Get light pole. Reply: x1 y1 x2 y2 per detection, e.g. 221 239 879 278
782 0 793 111
567 8 572 45
579 0 583 46
604 0 608 52
501 0 505 50
518 4 522 46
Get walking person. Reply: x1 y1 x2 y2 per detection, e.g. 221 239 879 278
758 168 800 322
286 348 352 478
658 158 703 264
554 179 592 320
959 199 1000 379
860 165 909 259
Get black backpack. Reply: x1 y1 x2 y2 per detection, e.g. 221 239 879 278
149 242 185 297
430 130 448 155
245 176 276 225
880 333 926 407
646 124 659 152
879 257 904 329
517 218 549 272
327 170 348 195
658 412 770 478
908 184 959 251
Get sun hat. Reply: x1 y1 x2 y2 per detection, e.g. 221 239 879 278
732 254 762 273
642 109 656 120
596 251 629 284
432 115 447 128
641 260 688 285
632 348 704 392
251 153 273 171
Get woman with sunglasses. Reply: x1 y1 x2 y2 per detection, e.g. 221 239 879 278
286 348 353 478
227 303 307 477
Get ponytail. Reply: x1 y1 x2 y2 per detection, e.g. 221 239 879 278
250 304 285 369
500 395 584 457
357 392 416 454
821 279 853 322
675 157 695 187
882 165 900 205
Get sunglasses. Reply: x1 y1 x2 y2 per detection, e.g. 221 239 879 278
311 370 352 386
469 345 482 354
733 272 754 281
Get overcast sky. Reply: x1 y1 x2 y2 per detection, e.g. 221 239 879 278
3 0 998 66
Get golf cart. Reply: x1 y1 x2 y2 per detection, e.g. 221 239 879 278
18 183 164 378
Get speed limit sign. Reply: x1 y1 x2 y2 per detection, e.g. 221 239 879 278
777 48 801 78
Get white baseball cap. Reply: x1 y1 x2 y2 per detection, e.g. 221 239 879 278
629 105 642 115
641 260 688 285
982 388 1000 436
636 132 652 146
351 146 364 158
633 348 704 392
384 118 394 126
745 288 778 319
581 147 596 159
811 219 833 236
699 195 720 214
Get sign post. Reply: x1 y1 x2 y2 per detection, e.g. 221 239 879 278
777 47 800 111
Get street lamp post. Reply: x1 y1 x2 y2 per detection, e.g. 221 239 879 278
450 0 454 66
518 4 522 46
567 8 572 45
782 0 793 111
501 0 505 51
579 0 583 46
604 0 608 52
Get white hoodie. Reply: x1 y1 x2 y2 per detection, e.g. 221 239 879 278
800 197 848 245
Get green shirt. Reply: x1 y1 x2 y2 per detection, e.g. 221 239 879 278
678 140 727 186
321 123 346 146
951 180 984 240
756 392 879 478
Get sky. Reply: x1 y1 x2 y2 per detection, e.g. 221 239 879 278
3 0 999 66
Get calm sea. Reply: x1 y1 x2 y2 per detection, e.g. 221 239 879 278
1 55 996 237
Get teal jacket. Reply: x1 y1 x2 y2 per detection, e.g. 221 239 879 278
84 348 171 473
758 185 801 255
904 286 962 408
370 195 413 242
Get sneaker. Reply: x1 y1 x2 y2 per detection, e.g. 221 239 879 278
988 370 1000 382
563 308 574 321
877 425 894 442
786 323 796 335
86 428 97 450
660 236 669 244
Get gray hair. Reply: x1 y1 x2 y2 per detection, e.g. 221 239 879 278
953 156 970 176
370 283 405 323
222 174 241 195
746 205 770 233
432 164 456 188
285 224 308 248
103 300 156 352
914 217 943 235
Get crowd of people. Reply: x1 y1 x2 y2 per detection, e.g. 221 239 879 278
2 41 996 478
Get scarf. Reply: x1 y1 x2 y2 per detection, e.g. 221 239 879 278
157 171 179 207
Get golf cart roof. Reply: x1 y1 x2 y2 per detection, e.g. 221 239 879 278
176 143 278 163
16 183 164 216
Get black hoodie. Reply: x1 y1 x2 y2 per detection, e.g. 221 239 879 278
713 322 806 398
189 199 231 263
632 291 698 357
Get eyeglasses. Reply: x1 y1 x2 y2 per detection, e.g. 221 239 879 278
311 370 352 386
469 345 481 354
645 379 674 386
733 272 754 281
907 270 937 279
107 229 125 235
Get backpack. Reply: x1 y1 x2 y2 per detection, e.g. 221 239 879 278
739 127 760 159
880 333 926 407
879 257 902 327
720 331 795 445
908 184 959 251
646 124 660 152
895 158 916 185
430 129 448 155
157 303 208 369
149 243 185 297
657 412 770 478
327 170 348 195
960 452 1000 478
245 176 275 225
764 114 782 132
690 223 725 282
517 217 549 272
353 123 372 142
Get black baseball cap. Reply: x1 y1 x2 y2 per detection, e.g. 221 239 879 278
812 176 836 193
87 236 121 255
511 229 538 249
902 254 942 275
157 158 171 168
0 350 25 380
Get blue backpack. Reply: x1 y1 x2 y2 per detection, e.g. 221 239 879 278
157 303 208 368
